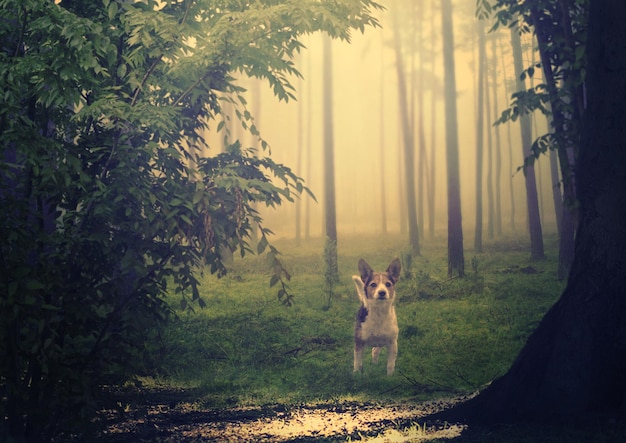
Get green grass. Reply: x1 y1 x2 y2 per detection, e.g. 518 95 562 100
143 233 565 410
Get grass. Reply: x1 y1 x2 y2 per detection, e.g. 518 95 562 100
142 232 565 413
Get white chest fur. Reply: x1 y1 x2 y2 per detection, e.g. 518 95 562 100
360 303 398 347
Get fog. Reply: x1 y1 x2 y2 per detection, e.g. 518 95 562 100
203 0 558 244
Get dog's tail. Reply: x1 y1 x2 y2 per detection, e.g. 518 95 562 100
352 275 366 303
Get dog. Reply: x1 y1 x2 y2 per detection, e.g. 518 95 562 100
353 258 401 375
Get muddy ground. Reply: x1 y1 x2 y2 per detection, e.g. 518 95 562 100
92 388 470 442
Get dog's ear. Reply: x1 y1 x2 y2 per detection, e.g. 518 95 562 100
358 259 373 282
352 275 366 302
386 258 401 283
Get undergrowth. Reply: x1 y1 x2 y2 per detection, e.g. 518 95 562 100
142 233 564 410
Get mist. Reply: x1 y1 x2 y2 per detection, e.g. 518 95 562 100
202 0 558 246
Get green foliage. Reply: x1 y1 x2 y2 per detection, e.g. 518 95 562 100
0 0 381 440
487 0 588 170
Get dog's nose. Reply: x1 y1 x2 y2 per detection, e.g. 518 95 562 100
378 290 387 298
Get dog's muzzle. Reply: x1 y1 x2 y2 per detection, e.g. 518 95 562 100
377 290 388 300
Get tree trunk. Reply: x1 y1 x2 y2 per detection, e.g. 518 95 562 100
549 147 563 235
441 0 464 276
427 0 437 241
295 60 303 245
474 19 486 253
490 33 503 237
511 25 545 260
392 4 420 256
322 35 338 271
432 0 626 423
416 1 427 243
530 6 577 279
484 31 495 241
304 44 312 240
379 27 387 234
498 35 516 233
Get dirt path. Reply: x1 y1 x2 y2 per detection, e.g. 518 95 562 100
96 393 470 442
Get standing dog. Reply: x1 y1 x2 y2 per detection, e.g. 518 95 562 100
353 258 401 375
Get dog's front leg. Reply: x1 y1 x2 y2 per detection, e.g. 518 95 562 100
354 343 364 373
386 340 398 375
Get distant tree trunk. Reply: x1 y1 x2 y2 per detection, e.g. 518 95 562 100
499 36 516 233
416 1 427 242
392 4 420 256
549 147 563 234
433 0 626 422
295 59 303 244
427 0 438 241
441 0 464 276
484 33 495 241
304 46 312 240
511 25 545 260
474 20 486 253
322 34 338 272
491 33 503 237
379 27 387 234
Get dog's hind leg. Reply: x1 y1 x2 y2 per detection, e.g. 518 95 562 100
372 347 381 364
386 340 398 375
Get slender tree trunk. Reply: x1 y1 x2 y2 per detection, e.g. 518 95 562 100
474 20 486 253
549 147 563 234
304 43 312 240
322 35 338 271
511 25 545 260
484 33 495 241
432 0 626 423
392 4 420 256
491 33 503 237
530 6 577 278
498 36 516 233
295 60 303 244
416 1 427 242
441 0 464 276
379 27 387 234
427 0 437 240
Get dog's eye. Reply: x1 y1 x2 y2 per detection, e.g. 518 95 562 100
385 282 392 288
369 282 377 288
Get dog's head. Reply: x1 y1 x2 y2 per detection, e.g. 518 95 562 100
353 258 401 303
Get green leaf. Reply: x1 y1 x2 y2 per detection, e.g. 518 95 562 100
269 274 280 288
108 2 118 21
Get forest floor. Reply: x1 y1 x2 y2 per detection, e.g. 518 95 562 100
92 386 470 442
88 386 626 443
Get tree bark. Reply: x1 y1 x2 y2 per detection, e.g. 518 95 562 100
441 0 464 276
432 0 626 423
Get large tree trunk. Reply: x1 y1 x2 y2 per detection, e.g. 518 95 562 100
433 0 626 423
441 0 464 276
